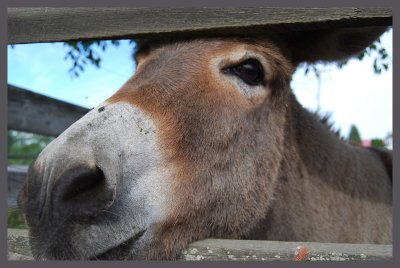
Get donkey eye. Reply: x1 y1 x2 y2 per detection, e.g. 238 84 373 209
224 59 264 86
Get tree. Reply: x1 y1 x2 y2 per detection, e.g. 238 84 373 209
348 125 362 145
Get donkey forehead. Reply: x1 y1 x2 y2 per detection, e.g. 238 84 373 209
135 37 292 70
108 37 294 115
124 37 294 101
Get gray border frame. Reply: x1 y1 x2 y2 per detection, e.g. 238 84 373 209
1 0 398 268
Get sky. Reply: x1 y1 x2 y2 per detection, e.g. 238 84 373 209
7 29 392 145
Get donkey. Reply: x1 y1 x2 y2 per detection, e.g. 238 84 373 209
18 26 392 260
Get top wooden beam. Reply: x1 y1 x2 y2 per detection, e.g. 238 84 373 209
8 7 392 44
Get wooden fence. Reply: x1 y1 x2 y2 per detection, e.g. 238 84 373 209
8 85 89 137
7 7 393 261
8 7 391 44
7 229 392 261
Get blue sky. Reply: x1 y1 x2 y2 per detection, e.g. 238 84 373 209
8 41 136 107
7 29 392 144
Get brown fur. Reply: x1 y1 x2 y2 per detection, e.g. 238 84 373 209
109 31 391 259
20 27 391 260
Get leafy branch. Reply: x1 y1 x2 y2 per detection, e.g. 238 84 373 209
63 40 134 77
304 31 391 77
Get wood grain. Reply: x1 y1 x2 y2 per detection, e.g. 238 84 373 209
8 85 89 137
7 229 392 261
181 238 392 261
8 7 392 44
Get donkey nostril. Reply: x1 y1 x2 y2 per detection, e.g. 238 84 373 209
62 167 106 201
53 165 115 217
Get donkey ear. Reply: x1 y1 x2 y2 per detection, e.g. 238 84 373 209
283 26 388 66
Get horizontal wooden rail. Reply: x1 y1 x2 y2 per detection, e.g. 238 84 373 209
8 85 89 137
8 7 392 44
7 229 392 261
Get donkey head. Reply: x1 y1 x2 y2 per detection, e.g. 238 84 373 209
18 26 386 260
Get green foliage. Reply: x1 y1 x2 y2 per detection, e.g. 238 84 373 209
8 130 53 229
348 125 362 145
371 138 385 148
8 208 27 229
8 130 54 165
346 125 390 149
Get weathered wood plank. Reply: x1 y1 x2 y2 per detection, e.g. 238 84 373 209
8 165 28 208
8 7 392 44
181 238 392 261
8 229 32 260
8 85 90 137
7 229 392 261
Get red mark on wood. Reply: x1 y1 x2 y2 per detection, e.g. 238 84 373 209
294 246 310 261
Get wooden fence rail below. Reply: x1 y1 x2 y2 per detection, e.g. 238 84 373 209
7 229 392 261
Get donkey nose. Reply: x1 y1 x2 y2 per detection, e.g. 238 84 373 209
53 165 116 217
